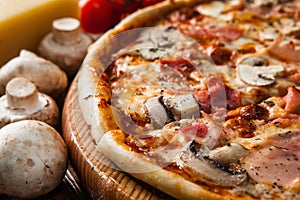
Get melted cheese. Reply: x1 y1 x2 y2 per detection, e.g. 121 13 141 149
111 58 194 120
196 0 243 18
196 1 225 17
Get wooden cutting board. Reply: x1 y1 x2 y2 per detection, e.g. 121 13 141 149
62 75 176 200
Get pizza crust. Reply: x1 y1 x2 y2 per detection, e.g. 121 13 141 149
98 130 228 200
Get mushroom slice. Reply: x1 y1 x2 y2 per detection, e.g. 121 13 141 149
204 143 248 169
237 64 284 86
239 56 267 66
176 142 248 187
144 96 170 129
163 94 200 121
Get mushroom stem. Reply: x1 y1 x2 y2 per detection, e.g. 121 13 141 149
0 77 59 128
6 77 40 112
52 17 81 45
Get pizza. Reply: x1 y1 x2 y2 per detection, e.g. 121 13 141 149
77 0 300 199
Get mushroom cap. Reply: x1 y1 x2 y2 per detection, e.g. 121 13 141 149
237 64 284 86
0 120 68 199
0 50 68 98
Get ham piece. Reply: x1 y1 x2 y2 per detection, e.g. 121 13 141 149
243 131 300 188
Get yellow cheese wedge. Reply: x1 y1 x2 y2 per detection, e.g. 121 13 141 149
0 0 79 66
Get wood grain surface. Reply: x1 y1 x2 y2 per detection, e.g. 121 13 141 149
61 76 176 200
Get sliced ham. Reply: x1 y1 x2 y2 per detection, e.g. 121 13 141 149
243 131 300 188
283 86 300 114
269 34 300 63
194 77 241 113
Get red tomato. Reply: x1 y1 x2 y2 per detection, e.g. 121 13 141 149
113 0 143 16
142 0 164 7
80 0 121 33
79 0 162 34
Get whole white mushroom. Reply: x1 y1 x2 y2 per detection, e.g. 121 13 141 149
0 77 59 128
0 120 68 199
0 50 68 99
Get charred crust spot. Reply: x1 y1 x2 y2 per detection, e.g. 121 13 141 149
130 112 148 126
210 46 232 65
98 99 108 108
240 104 269 120
238 128 256 138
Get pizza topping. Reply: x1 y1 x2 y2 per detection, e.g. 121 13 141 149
195 1 226 17
194 77 241 113
242 131 300 188
205 143 249 169
178 123 208 143
239 56 268 66
254 0 281 7
130 48 171 60
159 59 195 73
169 7 201 23
195 0 244 17
269 34 300 63
239 104 269 120
283 86 300 114
278 0 300 19
176 141 248 187
205 25 244 42
163 94 200 121
179 22 243 44
144 96 170 129
225 104 269 138
289 71 300 85
207 46 232 65
237 64 284 86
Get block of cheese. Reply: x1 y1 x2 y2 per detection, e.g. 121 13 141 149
0 0 79 66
